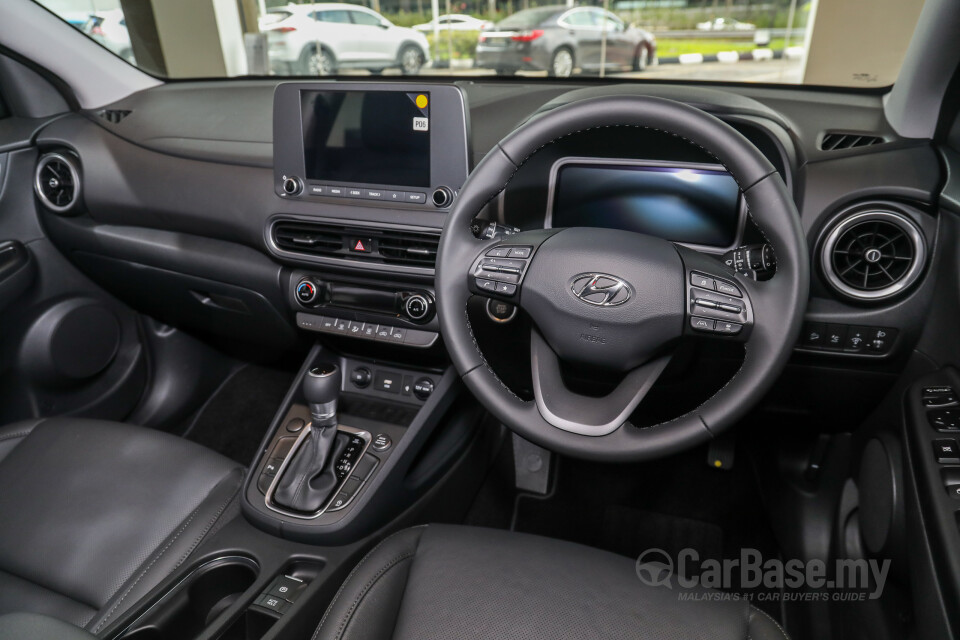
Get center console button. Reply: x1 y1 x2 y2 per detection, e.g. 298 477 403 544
257 595 290 614
268 576 305 602
327 186 345 197
345 188 364 199
328 492 350 510
333 318 350 333
339 477 362 499
363 189 385 200
320 317 336 331
285 418 305 433
361 324 378 338
405 192 426 204
384 190 404 202
262 458 283 477
387 327 406 343
375 325 394 341
351 455 378 480
372 433 392 452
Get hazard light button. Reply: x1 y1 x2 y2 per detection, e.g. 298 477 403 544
350 238 372 253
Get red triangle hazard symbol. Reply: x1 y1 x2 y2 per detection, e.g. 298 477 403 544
354 240 366 252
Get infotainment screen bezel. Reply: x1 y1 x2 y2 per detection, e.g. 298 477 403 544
545 157 747 254
273 82 470 209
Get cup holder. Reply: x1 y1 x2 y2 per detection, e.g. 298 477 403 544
119 557 259 640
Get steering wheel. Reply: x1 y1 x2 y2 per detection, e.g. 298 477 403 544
435 95 809 462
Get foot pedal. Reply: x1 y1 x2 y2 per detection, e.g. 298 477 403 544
707 434 735 470
513 433 551 495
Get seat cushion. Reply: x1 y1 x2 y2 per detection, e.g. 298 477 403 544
0 418 243 634
313 524 789 640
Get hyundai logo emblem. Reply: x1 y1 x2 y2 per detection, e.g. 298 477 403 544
570 273 632 307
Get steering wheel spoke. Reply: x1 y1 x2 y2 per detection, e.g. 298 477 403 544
466 229 558 303
530 329 671 436
677 247 755 343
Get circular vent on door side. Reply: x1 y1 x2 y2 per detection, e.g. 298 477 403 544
819 209 926 302
34 152 81 214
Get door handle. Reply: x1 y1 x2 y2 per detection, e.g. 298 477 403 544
0 240 35 314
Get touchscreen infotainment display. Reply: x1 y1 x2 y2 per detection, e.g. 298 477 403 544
551 162 741 248
301 90 431 188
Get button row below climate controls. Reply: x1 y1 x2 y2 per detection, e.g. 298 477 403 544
295 312 438 348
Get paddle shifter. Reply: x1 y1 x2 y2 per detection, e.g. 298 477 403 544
273 364 350 513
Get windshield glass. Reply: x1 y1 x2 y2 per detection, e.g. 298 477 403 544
34 0 925 87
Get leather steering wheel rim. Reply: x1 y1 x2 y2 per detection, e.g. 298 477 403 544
436 95 809 462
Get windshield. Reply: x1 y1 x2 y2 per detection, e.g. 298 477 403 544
35 0 924 87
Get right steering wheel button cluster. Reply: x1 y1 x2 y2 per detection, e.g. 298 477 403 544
684 269 752 340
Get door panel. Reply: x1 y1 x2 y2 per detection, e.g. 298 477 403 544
0 143 148 425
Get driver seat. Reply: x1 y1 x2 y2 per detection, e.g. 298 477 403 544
313 524 789 640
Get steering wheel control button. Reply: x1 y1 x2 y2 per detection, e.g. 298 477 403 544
934 439 960 464
507 246 532 258
714 321 742 335
694 298 719 310
296 280 318 304
475 278 498 293
374 370 400 393
715 280 742 297
690 317 715 332
924 388 958 407
717 303 743 314
495 282 517 296
285 418 306 433
929 408 960 431
486 246 511 258
372 433 392 452
690 272 716 290
413 377 435 400
350 367 372 389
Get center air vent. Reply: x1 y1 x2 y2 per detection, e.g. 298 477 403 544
820 209 926 302
271 219 439 269
34 152 81 214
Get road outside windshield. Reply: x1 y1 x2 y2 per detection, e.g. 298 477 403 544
37 0 924 86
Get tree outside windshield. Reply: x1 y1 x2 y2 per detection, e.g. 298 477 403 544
36 0 925 86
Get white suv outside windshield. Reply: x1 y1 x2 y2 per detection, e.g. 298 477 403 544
35 0 925 87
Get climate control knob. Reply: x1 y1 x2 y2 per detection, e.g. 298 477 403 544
404 294 432 322
296 279 318 305
282 176 303 196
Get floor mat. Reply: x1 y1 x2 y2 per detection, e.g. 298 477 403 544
467 438 784 619
182 364 295 464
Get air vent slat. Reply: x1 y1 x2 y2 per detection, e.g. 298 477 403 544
819 131 885 151
820 209 926 302
271 220 439 269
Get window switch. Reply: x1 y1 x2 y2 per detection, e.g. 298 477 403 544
933 439 960 464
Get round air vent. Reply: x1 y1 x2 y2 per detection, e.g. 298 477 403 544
34 152 81 213
820 209 926 301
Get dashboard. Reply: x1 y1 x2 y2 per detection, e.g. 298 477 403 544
28 78 949 421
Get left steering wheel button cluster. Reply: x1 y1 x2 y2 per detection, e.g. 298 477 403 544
473 245 534 297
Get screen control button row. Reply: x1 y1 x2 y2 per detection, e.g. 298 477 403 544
306 183 426 204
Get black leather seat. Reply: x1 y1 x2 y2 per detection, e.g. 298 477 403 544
0 418 243 634
313 524 789 640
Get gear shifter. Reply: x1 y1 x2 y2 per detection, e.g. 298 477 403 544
272 364 350 513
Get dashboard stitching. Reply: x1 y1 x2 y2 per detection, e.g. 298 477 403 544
462 124 778 430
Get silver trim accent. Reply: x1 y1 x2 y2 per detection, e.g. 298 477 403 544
34 152 81 214
544 157 747 255
264 424 373 520
819 209 926 301
570 273 632 307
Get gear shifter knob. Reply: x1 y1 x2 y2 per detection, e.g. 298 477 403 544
303 364 340 428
